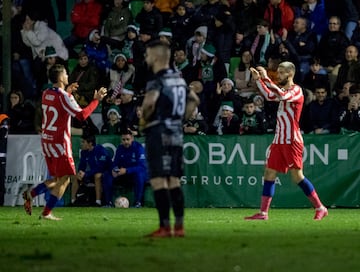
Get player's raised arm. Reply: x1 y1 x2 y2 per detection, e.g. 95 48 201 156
74 87 107 121
251 67 279 101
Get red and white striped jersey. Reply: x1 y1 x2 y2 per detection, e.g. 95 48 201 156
256 77 304 144
41 87 98 158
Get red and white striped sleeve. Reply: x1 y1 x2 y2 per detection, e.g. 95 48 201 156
255 78 280 101
256 78 303 102
59 91 99 121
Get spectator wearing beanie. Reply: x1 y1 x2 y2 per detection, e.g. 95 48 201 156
108 52 135 98
101 105 123 135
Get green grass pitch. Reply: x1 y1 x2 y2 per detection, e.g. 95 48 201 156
0 207 360 272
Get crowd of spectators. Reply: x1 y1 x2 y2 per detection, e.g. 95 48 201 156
3 0 360 136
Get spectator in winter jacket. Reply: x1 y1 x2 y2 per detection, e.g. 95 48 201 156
334 45 360 92
68 50 100 107
11 7 37 100
174 47 195 84
264 0 294 37
168 2 194 49
183 107 208 135
83 29 111 87
121 24 140 65
102 0 133 49
185 25 208 66
214 101 240 135
239 98 267 135
302 57 329 93
135 0 163 39
317 16 350 72
7 90 36 134
250 19 271 66
233 50 258 98
189 0 235 72
215 77 243 119
108 53 135 95
118 84 140 132
295 0 328 41
101 105 123 135
64 0 103 58
338 83 360 132
154 0 179 25
193 42 227 127
303 86 340 134
21 10 69 97
283 16 318 81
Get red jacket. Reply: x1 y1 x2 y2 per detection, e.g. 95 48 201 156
264 0 294 36
71 0 103 39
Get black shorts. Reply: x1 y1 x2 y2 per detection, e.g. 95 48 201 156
145 124 184 178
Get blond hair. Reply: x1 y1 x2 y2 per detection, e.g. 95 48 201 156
278 61 296 75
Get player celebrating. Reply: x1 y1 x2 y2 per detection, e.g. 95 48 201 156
245 62 328 220
142 40 199 237
23 64 107 220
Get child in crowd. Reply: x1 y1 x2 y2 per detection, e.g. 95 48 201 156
168 2 193 49
121 24 140 65
239 98 267 135
101 105 122 135
185 25 208 66
216 78 243 116
183 107 208 135
303 57 329 93
215 101 240 135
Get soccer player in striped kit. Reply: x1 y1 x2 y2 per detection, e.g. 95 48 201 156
245 61 328 220
23 64 107 220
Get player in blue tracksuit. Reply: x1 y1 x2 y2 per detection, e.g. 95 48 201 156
71 134 113 206
112 130 148 208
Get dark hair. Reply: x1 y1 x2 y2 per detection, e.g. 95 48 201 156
296 16 310 29
121 128 133 136
48 64 65 83
257 19 270 28
238 49 254 71
349 83 360 94
81 133 96 146
174 46 186 53
26 9 40 22
9 90 24 104
78 50 88 58
309 57 321 66
244 98 254 105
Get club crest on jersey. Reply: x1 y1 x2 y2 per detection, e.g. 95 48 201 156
45 94 55 101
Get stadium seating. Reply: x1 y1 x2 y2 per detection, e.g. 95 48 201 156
228 57 241 80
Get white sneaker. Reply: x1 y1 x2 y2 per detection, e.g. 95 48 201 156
39 213 62 221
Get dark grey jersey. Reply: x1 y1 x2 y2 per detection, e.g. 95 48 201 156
145 69 188 128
